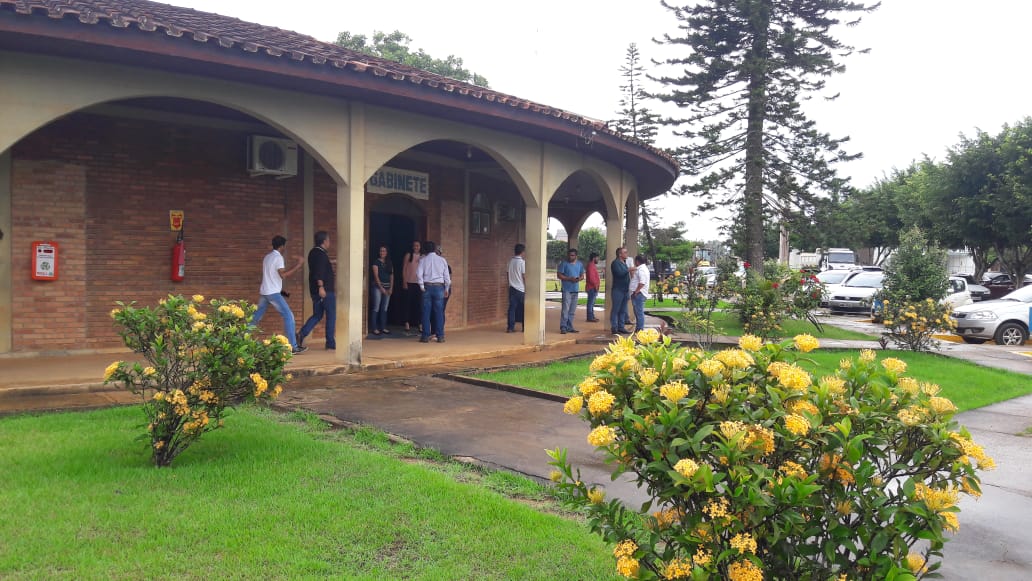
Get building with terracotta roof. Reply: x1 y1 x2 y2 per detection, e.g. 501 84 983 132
0 0 677 363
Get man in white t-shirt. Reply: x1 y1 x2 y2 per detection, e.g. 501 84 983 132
628 254 651 332
506 243 526 333
250 235 307 354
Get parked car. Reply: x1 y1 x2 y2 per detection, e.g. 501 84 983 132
816 269 857 307
951 284 1032 345
870 276 972 322
981 272 1032 300
828 271 884 313
954 274 991 301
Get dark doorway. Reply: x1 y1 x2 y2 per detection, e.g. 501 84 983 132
370 211 422 326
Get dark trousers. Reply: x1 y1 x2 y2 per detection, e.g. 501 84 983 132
404 283 422 329
421 285 446 340
300 291 336 348
507 286 525 331
610 286 628 333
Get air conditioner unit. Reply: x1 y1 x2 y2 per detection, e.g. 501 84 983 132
247 135 298 177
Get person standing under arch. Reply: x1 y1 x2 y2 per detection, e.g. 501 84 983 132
298 230 336 350
402 240 423 336
369 244 394 336
251 235 307 354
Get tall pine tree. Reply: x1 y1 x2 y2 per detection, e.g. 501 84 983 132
612 43 664 264
654 0 876 274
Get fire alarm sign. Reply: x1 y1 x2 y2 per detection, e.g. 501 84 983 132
32 241 59 281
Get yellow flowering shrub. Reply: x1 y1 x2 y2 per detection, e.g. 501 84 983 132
881 298 957 352
548 334 993 579
104 294 292 467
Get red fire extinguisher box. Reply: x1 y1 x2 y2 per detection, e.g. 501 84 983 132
31 241 58 281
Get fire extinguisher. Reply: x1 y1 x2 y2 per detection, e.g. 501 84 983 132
171 230 186 282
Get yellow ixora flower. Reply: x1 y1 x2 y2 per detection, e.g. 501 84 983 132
859 349 876 363
615 556 639 579
563 396 584 415
637 368 659 388
673 458 700 479
697 359 725 378
728 559 763 581
730 532 757 554
660 381 690 403
881 357 907 374
192 294 205 303
587 425 617 447
587 488 606 504
784 413 811 436
777 364 812 392
905 553 928 575
636 328 660 345
793 334 819 353
738 334 763 352
143 366 157 377
613 540 638 559
103 361 122 381
714 348 754 369
588 390 616 416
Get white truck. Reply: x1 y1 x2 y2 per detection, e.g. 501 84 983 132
820 248 859 271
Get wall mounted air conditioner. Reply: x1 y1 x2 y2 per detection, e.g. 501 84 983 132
247 135 298 177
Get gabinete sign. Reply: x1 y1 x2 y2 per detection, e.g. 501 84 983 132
366 166 429 200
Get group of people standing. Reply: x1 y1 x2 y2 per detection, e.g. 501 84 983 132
505 244 652 336
252 233 651 349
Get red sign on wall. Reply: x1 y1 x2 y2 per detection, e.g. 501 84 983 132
32 241 59 281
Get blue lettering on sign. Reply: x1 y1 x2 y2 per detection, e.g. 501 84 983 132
367 167 430 199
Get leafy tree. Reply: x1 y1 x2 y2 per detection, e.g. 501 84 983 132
882 226 948 304
577 227 608 263
336 30 489 86
547 238 569 265
612 43 665 264
654 0 876 275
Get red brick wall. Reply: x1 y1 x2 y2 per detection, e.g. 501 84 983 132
11 113 314 351
10 161 88 349
8 113 522 351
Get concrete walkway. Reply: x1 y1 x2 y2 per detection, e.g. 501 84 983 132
1 309 1030 578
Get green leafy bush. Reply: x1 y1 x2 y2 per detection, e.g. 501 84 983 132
735 260 823 339
549 330 993 580
104 294 292 466
883 227 948 305
882 298 957 352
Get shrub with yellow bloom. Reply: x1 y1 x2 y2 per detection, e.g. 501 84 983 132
738 334 763 352
104 294 293 467
793 334 819 353
563 396 583 415
547 335 994 579
636 328 661 344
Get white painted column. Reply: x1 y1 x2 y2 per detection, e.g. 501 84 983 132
605 210 624 332
302 152 315 321
0 150 11 353
337 104 366 365
625 192 640 257
524 204 548 345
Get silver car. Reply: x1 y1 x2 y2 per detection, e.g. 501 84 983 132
828 271 884 313
951 284 1032 345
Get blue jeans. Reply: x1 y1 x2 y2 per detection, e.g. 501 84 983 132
586 288 599 321
610 287 628 332
560 291 579 332
507 286 524 331
370 286 391 332
300 291 336 349
252 292 298 349
421 285 446 340
632 293 646 331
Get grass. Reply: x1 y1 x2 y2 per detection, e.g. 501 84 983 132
0 406 620 580
666 311 877 341
469 350 1032 412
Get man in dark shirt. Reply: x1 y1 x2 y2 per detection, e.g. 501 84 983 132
298 230 336 350
609 247 630 335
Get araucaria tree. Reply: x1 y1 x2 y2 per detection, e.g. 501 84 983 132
655 1 877 275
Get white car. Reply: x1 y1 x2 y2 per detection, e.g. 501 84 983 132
952 284 1032 345
828 271 884 313
816 269 856 307
943 276 973 309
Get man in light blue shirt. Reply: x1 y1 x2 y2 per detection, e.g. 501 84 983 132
416 240 451 343
557 248 585 334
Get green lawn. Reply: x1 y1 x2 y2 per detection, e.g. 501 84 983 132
469 350 1032 412
667 311 876 341
0 406 619 580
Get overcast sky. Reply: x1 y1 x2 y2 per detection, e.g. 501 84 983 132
173 0 1032 241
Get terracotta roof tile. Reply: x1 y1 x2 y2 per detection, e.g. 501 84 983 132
0 0 677 174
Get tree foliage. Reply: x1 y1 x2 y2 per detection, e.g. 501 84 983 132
654 0 876 275
336 30 489 86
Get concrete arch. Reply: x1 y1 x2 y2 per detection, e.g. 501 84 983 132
0 54 351 186
543 163 622 222
360 106 541 209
